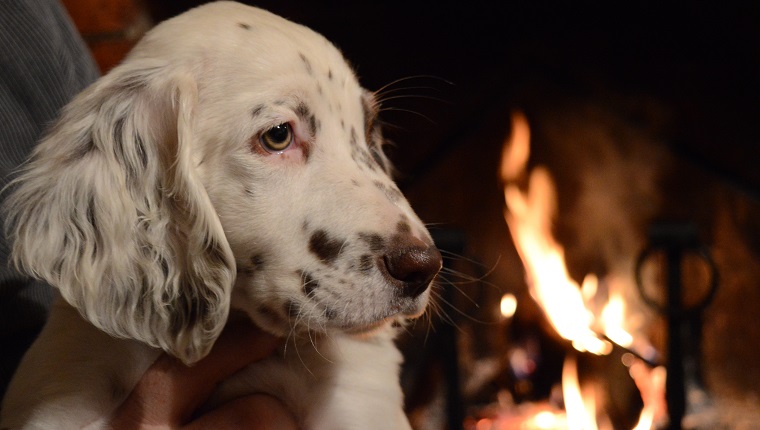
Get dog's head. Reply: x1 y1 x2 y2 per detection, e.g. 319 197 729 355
3 2 440 364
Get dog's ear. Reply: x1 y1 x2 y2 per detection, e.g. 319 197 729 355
3 61 235 364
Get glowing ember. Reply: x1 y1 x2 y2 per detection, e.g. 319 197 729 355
531 410 562 429
500 293 518 318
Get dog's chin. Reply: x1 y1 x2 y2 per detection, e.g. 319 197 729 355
337 298 430 338
240 288 431 338
339 318 395 338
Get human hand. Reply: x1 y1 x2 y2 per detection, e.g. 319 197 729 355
110 318 298 429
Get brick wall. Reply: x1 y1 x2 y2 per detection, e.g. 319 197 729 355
61 0 152 72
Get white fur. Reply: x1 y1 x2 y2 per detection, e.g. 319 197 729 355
1 2 438 429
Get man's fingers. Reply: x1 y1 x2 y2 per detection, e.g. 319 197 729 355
184 394 300 430
177 317 281 389
112 318 283 427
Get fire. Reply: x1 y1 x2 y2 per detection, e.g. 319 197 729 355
500 112 662 429
600 291 634 348
562 355 598 430
501 113 610 355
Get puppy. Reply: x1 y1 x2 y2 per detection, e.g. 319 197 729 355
0 2 441 429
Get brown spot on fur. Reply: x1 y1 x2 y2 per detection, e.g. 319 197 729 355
285 300 300 318
350 127 358 147
373 181 403 202
299 52 313 75
300 270 320 296
358 254 374 274
251 254 264 270
309 230 343 264
324 307 338 320
359 232 385 253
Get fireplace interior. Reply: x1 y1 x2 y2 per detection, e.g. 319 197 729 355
64 1 760 429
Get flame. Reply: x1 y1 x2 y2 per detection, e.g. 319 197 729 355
501 113 610 355
628 358 667 430
500 111 661 429
600 292 634 348
562 355 598 430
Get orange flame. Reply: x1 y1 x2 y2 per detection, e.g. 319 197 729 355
562 355 599 430
500 111 661 429
501 113 611 355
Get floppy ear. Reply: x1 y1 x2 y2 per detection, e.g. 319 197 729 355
3 61 235 364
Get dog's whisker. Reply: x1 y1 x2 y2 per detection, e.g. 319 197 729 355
421 303 440 346
423 222 447 229
435 251 504 294
438 249 499 270
297 294 336 365
293 341 315 378
431 286 496 327
319 308 337 342
336 237 352 258
284 303 299 358
296 272 331 352
428 290 464 333
373 74 453 96
439 268 490 285
378 107 436 124
289 304 318 377
374 85 445 101
395 319 413 338
436 275 480 309
375 94 452 106
438 269 502 297
375 118 412 134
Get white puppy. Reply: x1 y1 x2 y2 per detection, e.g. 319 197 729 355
1 2 441 429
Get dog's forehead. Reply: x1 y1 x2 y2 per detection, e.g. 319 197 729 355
138 2 354 79
132 1 367 116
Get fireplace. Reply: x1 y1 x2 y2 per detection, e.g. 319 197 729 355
396 83 760 429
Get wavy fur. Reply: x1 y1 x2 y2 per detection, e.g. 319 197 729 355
3 59 234 364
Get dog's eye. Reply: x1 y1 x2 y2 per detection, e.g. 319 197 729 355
260 123 294 152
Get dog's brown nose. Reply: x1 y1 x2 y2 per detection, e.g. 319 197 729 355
382 240 442 298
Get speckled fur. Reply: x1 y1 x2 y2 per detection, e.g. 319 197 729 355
1 3 437 429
